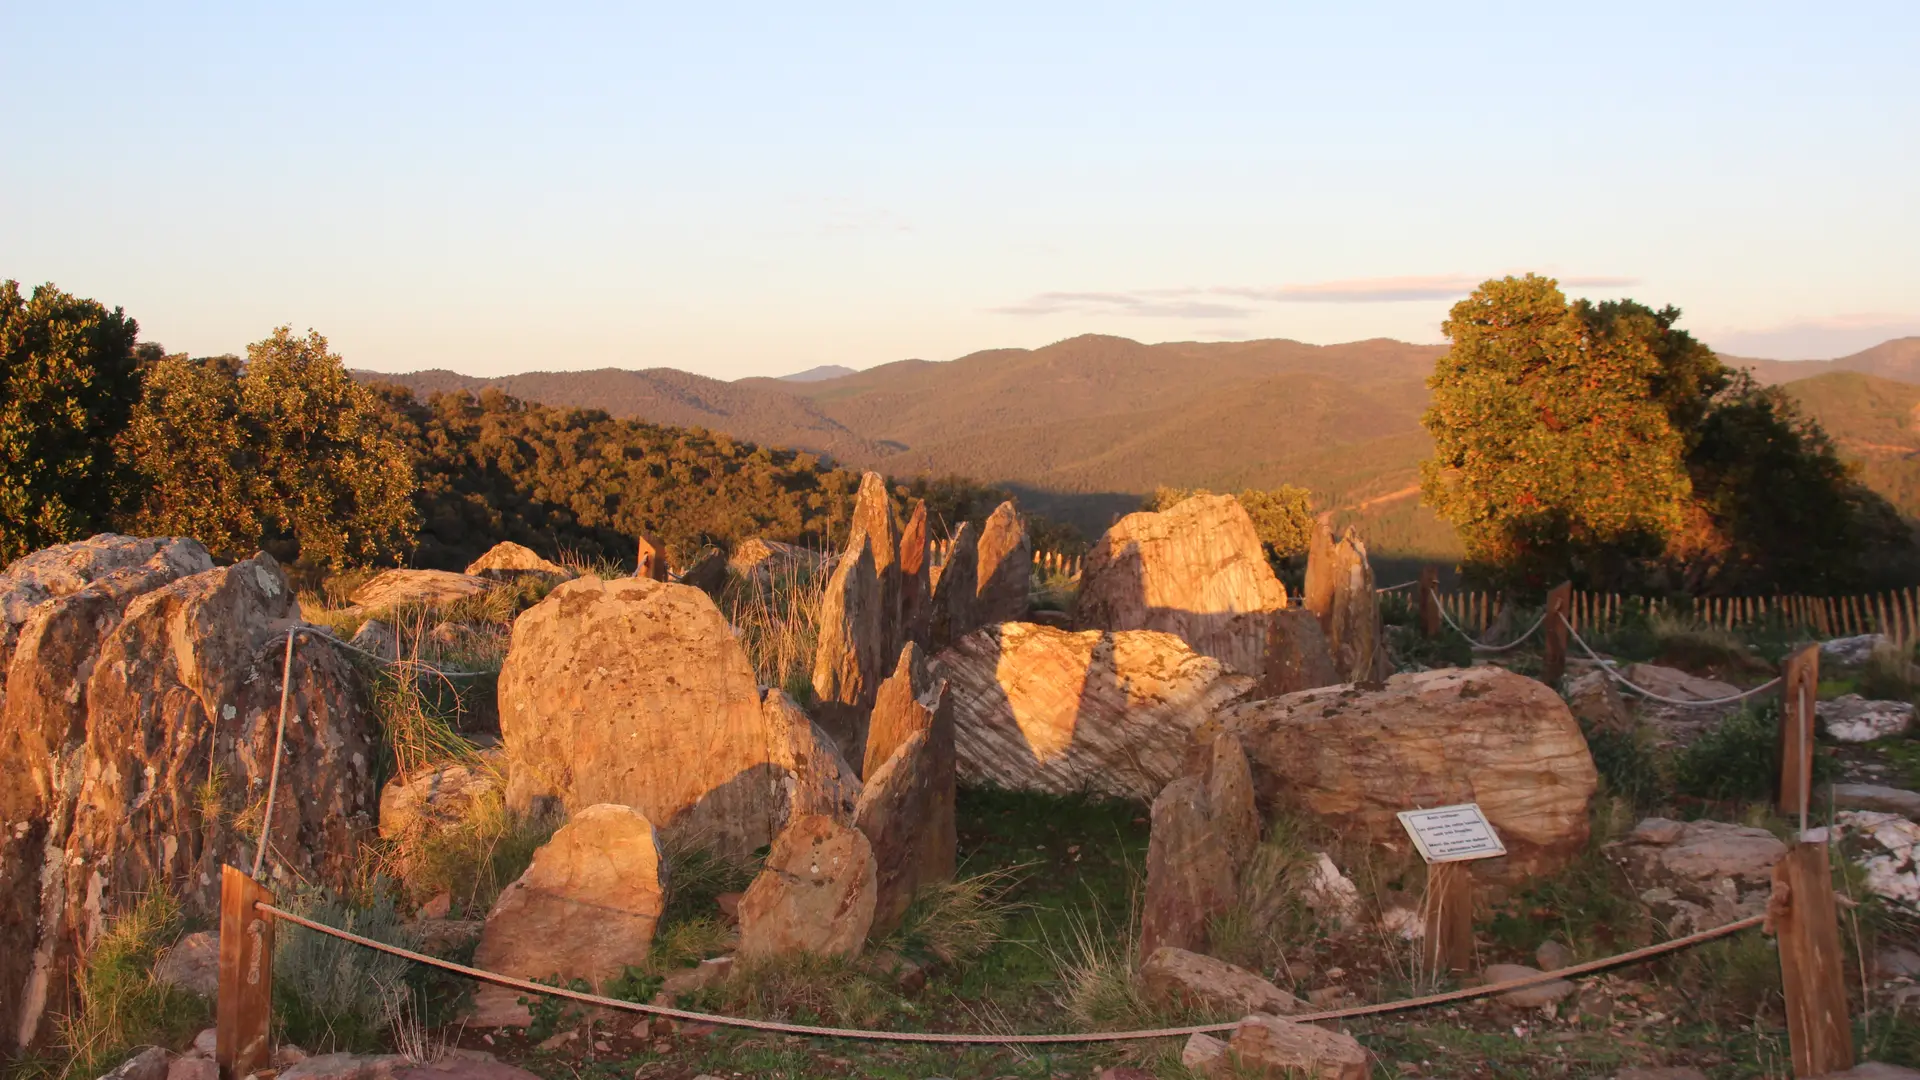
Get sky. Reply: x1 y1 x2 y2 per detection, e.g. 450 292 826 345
3 3 1917 378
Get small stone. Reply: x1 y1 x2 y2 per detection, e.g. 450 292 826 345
1140 946 1303 1017
99 1047 174 1080
1307 987 1346 1006
276 1055 408 1080
154 931 220 997
1810 1065 1920 1079
1534 940 1573 971
656 955 734 999
534 1030 577 1051
1097 1069 1155 1080
1612 1070 1709 1080
418 892 453 919
192 1030 217 1056
1225 1014 1369 1079
1181 1033 1229 1073
1876 945 1920 980
715 892 742 920
1484 963 1576 1007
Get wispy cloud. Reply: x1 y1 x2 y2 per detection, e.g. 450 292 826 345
992 273 1641 318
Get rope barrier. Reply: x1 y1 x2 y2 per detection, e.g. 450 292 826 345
288 625 495 679
1377 581 1418 593
1560 615 1783 707
254 901 1764 1045
1429 587 1547 652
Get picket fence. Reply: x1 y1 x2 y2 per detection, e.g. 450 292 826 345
931 538 1084 579
1425 586 1920 646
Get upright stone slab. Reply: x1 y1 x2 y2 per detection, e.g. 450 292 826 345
929 522 978 650
1074 494 1288 677
1141 733 1259 957
1258 609 1339 696
848 472 900 649
863 644 935 780
1302 526 1389 683
853 680 956 938
737 814 876 959
810 535 884 762
973 501 1031 626
898 501 932 651
470 805 666 1026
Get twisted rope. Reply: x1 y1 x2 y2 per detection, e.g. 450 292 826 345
1561 615 1782 707
1430 588 1547 652
255 901 1763 1045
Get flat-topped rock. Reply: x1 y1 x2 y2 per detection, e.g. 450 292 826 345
1607 817 1786 932
1619 663 1740 703
351 568 493 611
1833 783 1920 820
1140 946 1302 1017
1821 695 1914 743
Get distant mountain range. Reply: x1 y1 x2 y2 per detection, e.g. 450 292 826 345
358 335 1920 558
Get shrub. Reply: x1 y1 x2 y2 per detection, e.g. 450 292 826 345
386 781 557 917
274 884 415 1053
1583 722 1662 809
1650 613 1770 676
1671 701 1833 802
1859 642 1917 702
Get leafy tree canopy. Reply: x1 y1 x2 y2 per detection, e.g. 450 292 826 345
0 280 142 562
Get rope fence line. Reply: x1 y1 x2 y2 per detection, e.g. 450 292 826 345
287 624 496 679
1560 614 1784 707
254 901 1765 1045
1429 586 1547 652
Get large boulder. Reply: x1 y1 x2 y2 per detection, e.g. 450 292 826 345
463 542 566 579
470 804 666 1026
1606 817 1787 933
935 622 1256 800
929 522 978 650
1073 494 1287 678
1302 522 1390 683
500 575 855 858
349 569 493 611
737 814 876 959
8 552 375 1049
1142 733 1259 957
973 501 1031 626
1212 667 1598 878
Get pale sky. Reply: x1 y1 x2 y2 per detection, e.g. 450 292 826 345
4 3 1916 377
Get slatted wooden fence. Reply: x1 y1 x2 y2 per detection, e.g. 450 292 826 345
931 539 1084 579
1423 586 1920 646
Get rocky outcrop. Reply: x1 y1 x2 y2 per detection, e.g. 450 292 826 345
1607 817 1787 933
898 502 932 651
852 661 955 937
349 569 492 612
1213 667 1598 878
929 523 978 650
1073 494 1287 678
1142 733 1259 957
1140 947 1302 1017
973 502 1031 626
471 805 666 1026
1302 522 1390 683
464 542 566 579
1820 695 1914 743
5 551 374 1049
501 575 852 858
1258 609 1339 697
810 536 884 760
936 623 1256 799
737 814 876 959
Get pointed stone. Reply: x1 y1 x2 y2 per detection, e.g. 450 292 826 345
898 501 932 651
929 522 978 650
849 472 900 651
853 680 956 938
863 644 934 781
810 534 884 762
738 814 876 959
1302 525 1389 683
974 501 1031 626
1141 732 1259 957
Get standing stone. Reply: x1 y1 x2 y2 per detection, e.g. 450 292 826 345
1258 609 1339 697
501 576 849 858
810 536 884 762
634 534 669 581
1213 667 1598 879
973 501 1031 626
929 523 978 650
862 644 934 781
1302 525 1390 683
470 805 666 1026
1141 733 1260 957
738 814 877 959
761 688 862 826
898 501 932 651
1074 494 1288 677
853 680 956 938
848 473 901 650
936 623 1255 800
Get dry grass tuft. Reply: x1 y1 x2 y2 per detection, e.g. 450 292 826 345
722 559 830 701
884 865 1026 965
45 891 207 1080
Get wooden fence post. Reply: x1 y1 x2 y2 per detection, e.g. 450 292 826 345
217 864 276 1080
1770 843 1855 1076
1423 862 1475 975
1777 645 1820 824
1418 566 1440 638
1543 582 1572 687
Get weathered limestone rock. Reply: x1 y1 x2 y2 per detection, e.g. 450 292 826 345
1302 853 1362 927
1619 664 1739 703
464 542 566 578
1834 811 1920 911
154 931 219 997
930 522 978 650
973 501 1031 626
1258 609 1339 697
6 552 373 1049
1213 667 1598 878
1142 733 1259 957
898 501 932 651
501 576 848 857
1140 946 1303 1017
1215 1014 1369 1079
1607 817 1786 932
1821 695 1915 743
1302 522 1390 683
1074 494 1287 677
349 569 492 611
1824 634 1891 667
471 804 666 1026
810 535 884 761
1483 963 1576 1007
737 814 876 959
1565 670 1631 732
936 622 1256 799
348 618 399 662
379 764 500 842
634 534 668 581
852 675 956 938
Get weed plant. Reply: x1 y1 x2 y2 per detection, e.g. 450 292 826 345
274 883 416 1053
1583 720 1663 809
1027 566 1079 613
883 867 1024 966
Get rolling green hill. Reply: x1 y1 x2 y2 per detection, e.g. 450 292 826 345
1782 371 1920 523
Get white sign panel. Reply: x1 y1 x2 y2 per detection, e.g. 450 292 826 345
1397 803 1506 864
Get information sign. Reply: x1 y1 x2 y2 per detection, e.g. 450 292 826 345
1396 803 1506 864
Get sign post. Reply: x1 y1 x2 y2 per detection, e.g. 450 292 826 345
217 865 276 1080
1398 804 1505 975
1418 567 1441 639
1778 645 1820 825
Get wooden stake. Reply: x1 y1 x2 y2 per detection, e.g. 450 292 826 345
1770 843 1855 1077
1778 645 1820 824
1543 582 1572 687
1422 861 1475 975
218 864 276 1080
1418 566 1440 638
